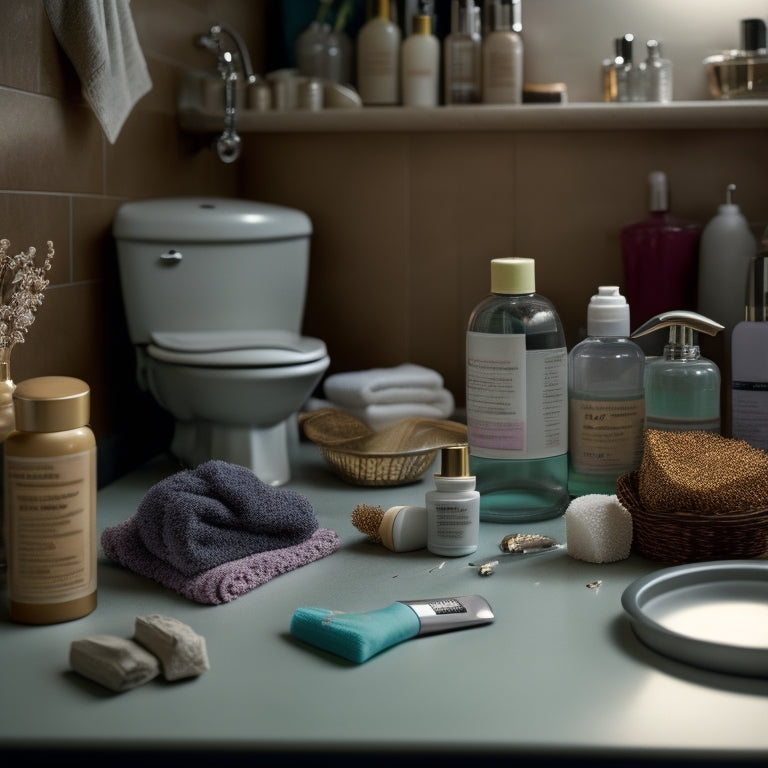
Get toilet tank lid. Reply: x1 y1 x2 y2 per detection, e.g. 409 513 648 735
113 197 312 242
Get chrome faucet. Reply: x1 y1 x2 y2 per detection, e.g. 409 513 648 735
195 24 257 163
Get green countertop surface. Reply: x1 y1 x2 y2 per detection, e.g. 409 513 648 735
1 438 767 764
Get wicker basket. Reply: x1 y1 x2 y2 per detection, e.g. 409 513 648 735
616 470 768 563
299 409 468 487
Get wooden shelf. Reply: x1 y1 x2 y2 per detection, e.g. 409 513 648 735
179 99 768 134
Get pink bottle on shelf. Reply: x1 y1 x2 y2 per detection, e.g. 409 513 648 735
620 170 702 333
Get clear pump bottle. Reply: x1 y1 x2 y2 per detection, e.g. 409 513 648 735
466 257 569 522
426 444 479 556
568 287 646 496
5 376 97 624
632 311 724 433
444 0 482 105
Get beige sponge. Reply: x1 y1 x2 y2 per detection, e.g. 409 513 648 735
565 494 633 563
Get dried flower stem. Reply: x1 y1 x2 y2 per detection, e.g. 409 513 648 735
0 238 54 351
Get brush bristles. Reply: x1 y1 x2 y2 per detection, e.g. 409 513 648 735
351 504 385 542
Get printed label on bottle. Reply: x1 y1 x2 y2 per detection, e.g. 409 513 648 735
733 381 768 451
569 398 645 472
467 332 567 459
7 450 96 604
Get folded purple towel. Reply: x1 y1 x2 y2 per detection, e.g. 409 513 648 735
132 460 319 576
102 519 340 605
100 460 340 604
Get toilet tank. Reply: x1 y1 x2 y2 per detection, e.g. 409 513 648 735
113 197 313 344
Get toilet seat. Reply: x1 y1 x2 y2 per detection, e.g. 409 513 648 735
147 330 328 367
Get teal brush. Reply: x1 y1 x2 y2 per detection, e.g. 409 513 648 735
290 595 494 663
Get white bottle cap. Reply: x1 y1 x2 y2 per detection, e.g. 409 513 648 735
648 170 668 212
587 286 630 337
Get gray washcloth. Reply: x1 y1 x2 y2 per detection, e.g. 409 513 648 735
134 460 319 576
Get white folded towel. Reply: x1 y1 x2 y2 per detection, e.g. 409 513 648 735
346 395 456 431
323 363 445 408
44 0 152 144
322 363 455 430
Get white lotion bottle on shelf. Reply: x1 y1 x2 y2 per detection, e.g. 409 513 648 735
401 1 440 107
482 0 523 104
357 0 401 105
426 444 479 557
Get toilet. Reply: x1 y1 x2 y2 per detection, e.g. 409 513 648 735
113 197 330 486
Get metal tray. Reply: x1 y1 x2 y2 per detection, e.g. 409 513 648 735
621 560 768 677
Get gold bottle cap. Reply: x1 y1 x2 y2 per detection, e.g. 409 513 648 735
412 15 431 35
439 443 470 477
13 376 90 433
491 258 536 295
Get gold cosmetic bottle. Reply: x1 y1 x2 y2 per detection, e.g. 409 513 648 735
5 376 97 624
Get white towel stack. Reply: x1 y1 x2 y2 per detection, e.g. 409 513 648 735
321 363 455 430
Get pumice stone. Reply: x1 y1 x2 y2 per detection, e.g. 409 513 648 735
134 614 210 681
565 494 633 563
70 634 161 692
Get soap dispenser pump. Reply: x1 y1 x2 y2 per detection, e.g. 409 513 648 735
632 310 724 433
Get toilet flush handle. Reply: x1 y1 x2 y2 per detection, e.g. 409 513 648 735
160 249 183 264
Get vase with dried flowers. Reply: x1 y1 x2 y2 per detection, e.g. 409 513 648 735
0 237 55 565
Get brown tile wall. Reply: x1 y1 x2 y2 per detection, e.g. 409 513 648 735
3 1 767 486
0 0 266 485
241 128 768 422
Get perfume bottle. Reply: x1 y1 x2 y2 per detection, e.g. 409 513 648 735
643 39 673 102
632 310 724 433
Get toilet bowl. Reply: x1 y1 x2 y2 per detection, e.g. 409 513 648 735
113 197 330 485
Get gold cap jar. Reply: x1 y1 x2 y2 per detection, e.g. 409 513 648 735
13 375 90 432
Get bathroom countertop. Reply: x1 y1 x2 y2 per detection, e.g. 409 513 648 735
1 440 768 766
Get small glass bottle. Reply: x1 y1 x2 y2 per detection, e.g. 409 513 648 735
616 33 643 102
5 376 97 624
643 39 673 102
426 444 479 557
466 257 569 522
444 0 482 105
632 311 724 433
568 287 646 496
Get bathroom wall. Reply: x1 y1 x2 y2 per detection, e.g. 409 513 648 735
0 0 266 484
2 0 767 487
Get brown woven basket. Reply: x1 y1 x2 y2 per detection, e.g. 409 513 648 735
298 409 468 486
616 470 768 563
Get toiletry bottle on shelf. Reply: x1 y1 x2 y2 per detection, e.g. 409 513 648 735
296 0 333 80
481 0 523 104
631 311 724 433
5 376 97 624
642 39 673 102
402 0 440 107
466 257 569 522
732 225 768 450
568 286 645 496
616 34 643 102
357 0 401 105
620 170 702 351
601 37 624 102
698 183 757 435
444 0 481 105
426 444 479 556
